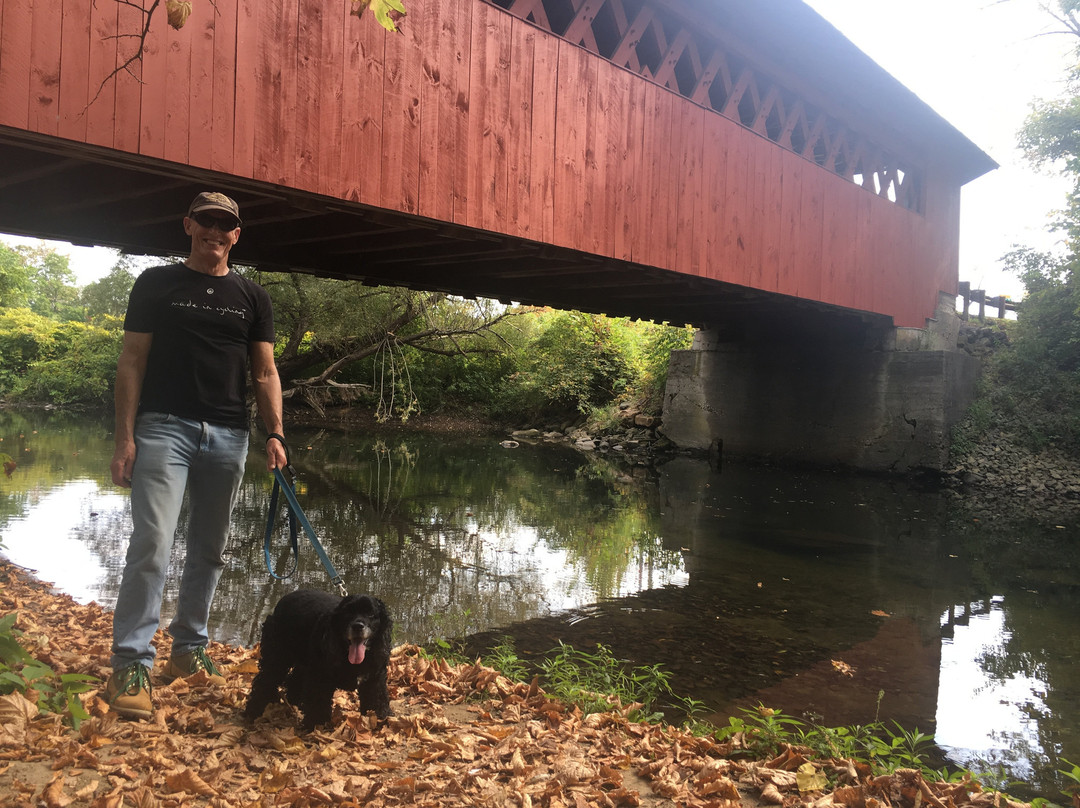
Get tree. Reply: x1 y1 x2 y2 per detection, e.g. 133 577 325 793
0 243 34 309
81 260 138 322
253 272 520 419
0 243 82 320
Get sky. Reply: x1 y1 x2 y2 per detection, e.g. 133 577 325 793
1 0 1075 299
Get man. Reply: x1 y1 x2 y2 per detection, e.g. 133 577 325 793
105 191 289 719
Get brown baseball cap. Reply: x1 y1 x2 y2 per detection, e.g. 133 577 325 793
187 191 242 224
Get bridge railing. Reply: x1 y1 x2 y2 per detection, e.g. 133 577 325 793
957 281 1019 321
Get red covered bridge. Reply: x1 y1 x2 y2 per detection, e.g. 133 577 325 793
0 0 994 330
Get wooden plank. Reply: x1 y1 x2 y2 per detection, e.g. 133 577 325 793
590 55 616 257
137 0 167 157
673 99 704 276
233 0 258 177
163 7 194 164
614 73 645 262
853 191 875 314
0 0 32 128
418 0 450 220
722 125 750 286
775 149 802 298
86 0 119 148
316 0 345 197
578 53 603 255
651 89 676 270
112 0 144 153
254 0 298 185
505 20 536 240
445 0 475 224
760 138 783 292
819 172 858 309
58 0 90 142
187 4 216 170
294 0 324 192
529 29 558 243
697 113 728 280
553 43 590 250
211 0 240 173
28 0 62 136
380 0 424 214
339 9 384 204
465 2 511 232
795 157 824 301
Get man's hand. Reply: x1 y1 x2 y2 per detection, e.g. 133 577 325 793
266 435 288 471
111 441 136 488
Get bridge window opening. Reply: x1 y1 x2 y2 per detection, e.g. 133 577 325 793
591 3 621 59
833 151 849 178
764 101 783 142
542 0 577 38
707 78 730 114
789 122 807 155
852 172 864 188
674 50 698 98
634 26 663 77
736 90 758 128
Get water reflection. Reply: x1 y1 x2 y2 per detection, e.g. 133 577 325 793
0 409 1078 799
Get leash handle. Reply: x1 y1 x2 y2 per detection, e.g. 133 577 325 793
263 472 299 581
264 465 349 597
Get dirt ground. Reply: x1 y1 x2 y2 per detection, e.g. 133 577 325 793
0 559 1040 808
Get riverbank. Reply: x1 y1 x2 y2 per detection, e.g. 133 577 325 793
0 558 1033 808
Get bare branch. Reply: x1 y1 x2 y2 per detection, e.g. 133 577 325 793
86 0 160 113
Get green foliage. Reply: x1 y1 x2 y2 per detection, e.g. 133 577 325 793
81 262 137 322
538 641 673 723
496 310 690 422
482 636 530 683
0 309 123 407
0 613 98 729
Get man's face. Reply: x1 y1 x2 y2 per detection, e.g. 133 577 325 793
184 210 241 263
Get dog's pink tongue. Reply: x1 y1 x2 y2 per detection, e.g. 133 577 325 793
349 641 366 665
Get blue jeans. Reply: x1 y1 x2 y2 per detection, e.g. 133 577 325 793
111 412 248 670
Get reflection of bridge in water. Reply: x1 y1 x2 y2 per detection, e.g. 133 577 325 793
463 456 987 736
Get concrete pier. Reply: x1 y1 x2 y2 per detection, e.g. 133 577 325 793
660 294 979 472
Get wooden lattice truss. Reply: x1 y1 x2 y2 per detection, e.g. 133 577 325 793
488 0 922 212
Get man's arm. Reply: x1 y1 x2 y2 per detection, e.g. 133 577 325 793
111 331 152 488
250 340 288 471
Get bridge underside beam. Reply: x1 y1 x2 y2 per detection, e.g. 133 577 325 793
1 129 885 330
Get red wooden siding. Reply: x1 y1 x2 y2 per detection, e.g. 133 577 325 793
0 0 963 328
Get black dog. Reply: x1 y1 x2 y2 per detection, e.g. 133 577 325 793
244 589 392 730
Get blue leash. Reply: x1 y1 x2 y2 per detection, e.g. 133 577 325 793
264 458 348 597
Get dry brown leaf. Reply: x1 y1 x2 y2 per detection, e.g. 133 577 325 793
761 783 785 804
0 692 37 745
165 768 218 796
40 774 72 808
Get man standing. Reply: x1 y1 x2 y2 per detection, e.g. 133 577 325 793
106 191 289 719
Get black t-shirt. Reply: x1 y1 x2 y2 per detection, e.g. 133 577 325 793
124 263 275 428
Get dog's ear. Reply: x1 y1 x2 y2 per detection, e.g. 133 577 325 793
374 597 392 651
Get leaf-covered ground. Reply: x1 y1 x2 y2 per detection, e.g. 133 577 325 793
0 559 1037 808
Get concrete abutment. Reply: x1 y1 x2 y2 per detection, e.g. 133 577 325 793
659 294 979 472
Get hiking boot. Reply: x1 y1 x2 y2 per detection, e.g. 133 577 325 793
104 663 153 720
162 647 227 686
